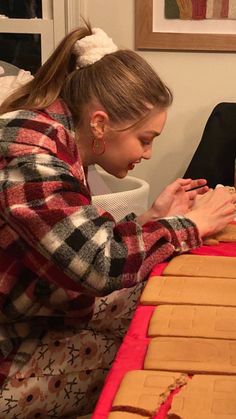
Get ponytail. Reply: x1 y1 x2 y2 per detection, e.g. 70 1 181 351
0 23 172 128
0 24 92 114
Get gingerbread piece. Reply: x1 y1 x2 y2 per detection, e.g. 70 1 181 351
140 275 236 307
145 337 236 374
169 374 236 418
110 370 188 417
163 254 236 278
148 305 236 339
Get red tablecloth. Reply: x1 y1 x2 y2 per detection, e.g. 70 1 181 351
92 242 236 419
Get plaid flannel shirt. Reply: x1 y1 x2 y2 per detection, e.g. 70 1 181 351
0 99 201 381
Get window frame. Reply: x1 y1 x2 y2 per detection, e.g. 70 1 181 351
0 0 84 64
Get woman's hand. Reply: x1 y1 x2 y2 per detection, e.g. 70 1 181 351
150 178 209 218
186 187 236 237
137 178 208 225
137 179 236 238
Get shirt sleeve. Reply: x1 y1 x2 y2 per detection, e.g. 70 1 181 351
0 121 201 297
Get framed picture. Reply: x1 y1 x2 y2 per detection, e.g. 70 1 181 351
135 0 236 51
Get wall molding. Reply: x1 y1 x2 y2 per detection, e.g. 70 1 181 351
66 0 87 32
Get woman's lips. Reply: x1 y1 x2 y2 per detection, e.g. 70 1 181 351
128 160 140 170
128 163 135 170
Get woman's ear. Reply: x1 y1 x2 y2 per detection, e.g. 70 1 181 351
90 111 109 138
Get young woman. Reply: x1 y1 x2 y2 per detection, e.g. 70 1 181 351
0 24 235 417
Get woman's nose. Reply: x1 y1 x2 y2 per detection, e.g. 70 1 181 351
142 147 152 160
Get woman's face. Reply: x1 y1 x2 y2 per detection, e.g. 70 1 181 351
96 108 167 178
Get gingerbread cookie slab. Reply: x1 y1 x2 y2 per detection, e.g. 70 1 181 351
109 370 188 418
169 374 236 419
163 254 236 278
109 413 149 419
140 275 236 306
144 337 236 374
148 305 236 339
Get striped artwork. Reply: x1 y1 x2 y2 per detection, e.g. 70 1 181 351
165 0 236 19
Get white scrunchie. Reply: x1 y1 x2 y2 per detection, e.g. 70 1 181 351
74 27 118 68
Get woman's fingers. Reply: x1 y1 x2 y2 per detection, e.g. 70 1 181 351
215 188 236 203
184 178 208 191
167 178 208 192
193 185 209 195
200 185 209 193
187 190 197 200
165 179 187 194
186 186 236 238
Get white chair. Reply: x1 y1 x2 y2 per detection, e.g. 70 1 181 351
88 167 150 221
0 60 20 76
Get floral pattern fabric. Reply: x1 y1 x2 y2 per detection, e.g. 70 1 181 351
0 282 144 418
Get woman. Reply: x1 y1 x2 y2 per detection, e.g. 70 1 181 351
0 24 235 417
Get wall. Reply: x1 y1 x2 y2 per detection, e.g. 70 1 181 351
82 0 236 203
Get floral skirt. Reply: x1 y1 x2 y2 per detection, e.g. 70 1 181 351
0 282 145 418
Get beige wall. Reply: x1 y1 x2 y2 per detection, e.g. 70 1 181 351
84 0 236 203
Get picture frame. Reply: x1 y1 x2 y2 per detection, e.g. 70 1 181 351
135 0 236 52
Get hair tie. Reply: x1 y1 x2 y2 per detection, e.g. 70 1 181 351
74 27 118 68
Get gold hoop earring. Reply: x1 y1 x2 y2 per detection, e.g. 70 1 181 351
92 137 106 155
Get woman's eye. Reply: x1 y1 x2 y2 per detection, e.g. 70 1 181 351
140 139 150 146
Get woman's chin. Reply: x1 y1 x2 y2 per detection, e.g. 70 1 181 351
116 170 128 178
107 168 128 178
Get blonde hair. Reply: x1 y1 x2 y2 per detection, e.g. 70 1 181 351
0 23 173 126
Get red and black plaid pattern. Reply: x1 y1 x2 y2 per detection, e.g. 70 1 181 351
0 99 201 383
